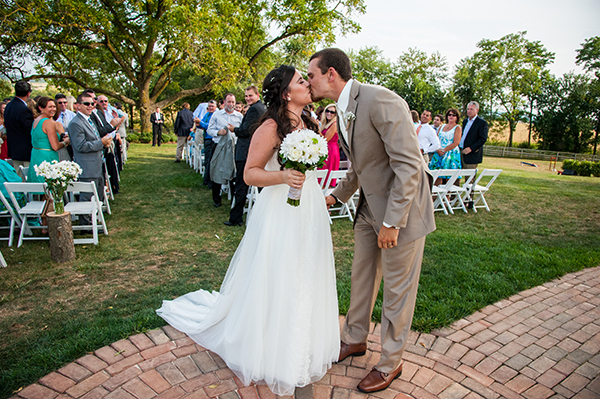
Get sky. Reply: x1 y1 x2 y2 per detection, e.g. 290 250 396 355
332 0 600 77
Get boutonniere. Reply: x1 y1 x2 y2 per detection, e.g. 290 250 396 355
343 111 355 125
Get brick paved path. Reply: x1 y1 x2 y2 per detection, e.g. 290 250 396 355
13 266 600 399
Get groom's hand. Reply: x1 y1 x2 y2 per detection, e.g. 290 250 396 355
325 195 337 209
378 225 399 249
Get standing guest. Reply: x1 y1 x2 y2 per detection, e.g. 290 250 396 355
4 81 34 180
150 107 165 146
309 48 435 393
429 109 462 184
66 95 77 112
460 101 488 170
235 101 244 113
68 93 113 225
174 103 194 163
242 104 249 115
410 110 419 125
96 95 123 192
432 114 444 134
54 93 75 161
319 104 340 186
55 94 76 128
225 86 266 226
0 101 9 160
27 97 70 182
198 100 217 188
207 93 242 207
114 102 129 163
416 110 441 163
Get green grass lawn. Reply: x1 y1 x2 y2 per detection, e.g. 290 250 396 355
0 145 599 398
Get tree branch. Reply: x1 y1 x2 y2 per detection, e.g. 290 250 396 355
248 27 299 65
155 83 213 109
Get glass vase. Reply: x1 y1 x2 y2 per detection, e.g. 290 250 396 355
54 198 65 214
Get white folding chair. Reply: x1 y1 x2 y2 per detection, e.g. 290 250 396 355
446 169 477 213
65 181 108 245
314 169 329 191
244 186 260 217
102 163 113 215
0 189 23 247
431 169 461 215
0 249 6 267
464 169 502 212
3 182 48 247
19 165 29 182
323 170 353 223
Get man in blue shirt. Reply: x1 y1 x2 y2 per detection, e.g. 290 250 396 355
196 100 217 187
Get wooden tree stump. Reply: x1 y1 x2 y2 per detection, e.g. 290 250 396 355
47 211 75 263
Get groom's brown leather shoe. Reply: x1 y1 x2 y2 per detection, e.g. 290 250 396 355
357 364 403 393
337 341 367 362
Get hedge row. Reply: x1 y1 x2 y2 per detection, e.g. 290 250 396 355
127 131 177 143
562 159 600 177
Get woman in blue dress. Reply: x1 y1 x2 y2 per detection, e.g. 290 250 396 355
27 97 70 182
428 108 462 184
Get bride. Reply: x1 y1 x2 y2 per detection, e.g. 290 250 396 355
157 65 340 395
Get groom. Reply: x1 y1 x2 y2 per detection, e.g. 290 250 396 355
307 48 436 393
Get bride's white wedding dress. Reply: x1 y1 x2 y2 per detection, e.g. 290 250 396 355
156 150 340 396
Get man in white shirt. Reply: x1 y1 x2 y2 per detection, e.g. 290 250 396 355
55 94 76 129
207 93 242 207
416 110 441 162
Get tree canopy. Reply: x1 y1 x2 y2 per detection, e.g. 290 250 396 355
0 0 365 131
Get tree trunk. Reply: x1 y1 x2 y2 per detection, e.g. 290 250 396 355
139 103 153 134
47 211 75 263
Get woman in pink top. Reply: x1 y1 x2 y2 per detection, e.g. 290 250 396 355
319 103 340 187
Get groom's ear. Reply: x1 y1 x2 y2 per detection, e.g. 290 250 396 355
328 67 337 82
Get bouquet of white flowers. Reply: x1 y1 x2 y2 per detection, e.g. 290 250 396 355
279 128 328 206
34 160 82 214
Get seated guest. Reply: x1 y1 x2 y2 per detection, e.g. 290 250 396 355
429 108 462 184
28 97 70 183
319 104 340 187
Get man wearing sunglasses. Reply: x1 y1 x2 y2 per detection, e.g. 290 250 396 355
55 93 76 129
68 93 113 225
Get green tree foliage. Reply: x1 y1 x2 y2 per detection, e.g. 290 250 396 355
385 47 455 115
576 36 600 154
0 0 365 132
348 46 393 86
453 32 554 146
533 73 595 152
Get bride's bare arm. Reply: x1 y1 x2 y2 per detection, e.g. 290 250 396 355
244 119 305 189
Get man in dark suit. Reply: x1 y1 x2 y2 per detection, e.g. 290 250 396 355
68 93 113 225
4 81 34 180
460 101 488 169
150 107 164 146
225 85 266 226
174 103 194 163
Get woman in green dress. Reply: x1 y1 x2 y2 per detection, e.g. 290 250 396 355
27 97 70 182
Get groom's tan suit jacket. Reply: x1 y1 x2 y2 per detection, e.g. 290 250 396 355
332 81 435 244
331 80 436 371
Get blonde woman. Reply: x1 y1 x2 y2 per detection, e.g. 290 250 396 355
319 103 340 186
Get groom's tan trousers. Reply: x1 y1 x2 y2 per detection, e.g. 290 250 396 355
340 202 426 373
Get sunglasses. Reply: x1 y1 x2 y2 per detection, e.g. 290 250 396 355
80 101 95 106
325 110 336 114
447 114 457 117
57 101 67 105
98 100 108 103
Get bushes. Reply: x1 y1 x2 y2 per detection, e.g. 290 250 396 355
561 159 600 177
127 131 177 143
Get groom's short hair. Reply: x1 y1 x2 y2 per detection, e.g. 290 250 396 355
310 48 352 82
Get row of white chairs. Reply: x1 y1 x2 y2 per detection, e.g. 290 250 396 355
431 169 502 215
0 181 107 251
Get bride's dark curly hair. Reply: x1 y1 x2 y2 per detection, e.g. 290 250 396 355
260 65 318 145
